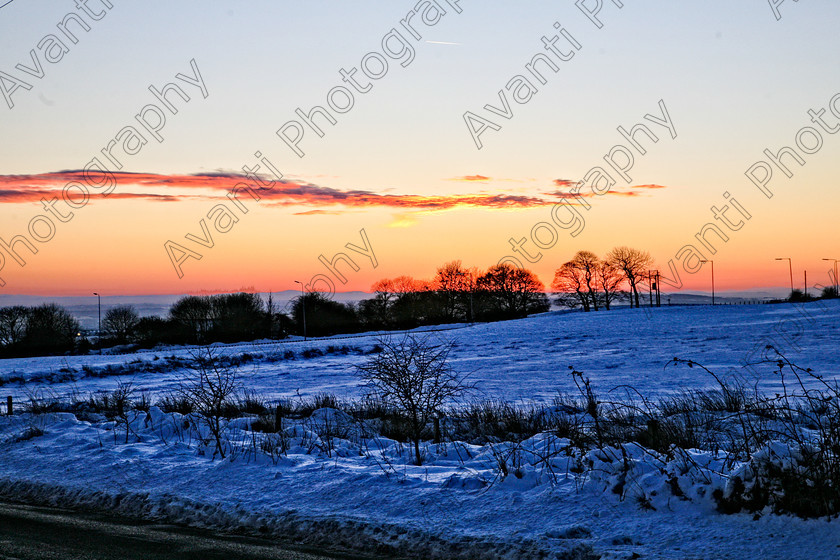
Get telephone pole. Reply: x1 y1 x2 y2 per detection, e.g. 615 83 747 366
775 257 793 296
294 281 307 341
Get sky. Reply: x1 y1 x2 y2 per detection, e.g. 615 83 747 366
0 0 838 296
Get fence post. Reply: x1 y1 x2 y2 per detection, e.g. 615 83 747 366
275 405 283 432
6 396 12 415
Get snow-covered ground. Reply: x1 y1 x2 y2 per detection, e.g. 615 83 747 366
1 300 838 405
1 300 839 559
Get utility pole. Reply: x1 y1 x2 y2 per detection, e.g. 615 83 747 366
648 271 653 307
294 281 307 341
93 292 101 354
775 258 793 297
654 270 661 307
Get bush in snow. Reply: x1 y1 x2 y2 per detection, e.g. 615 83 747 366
711 352 840 518
178 347 241 459
356 334 472 465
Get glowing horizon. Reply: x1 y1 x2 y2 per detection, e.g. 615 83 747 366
1 2 837 298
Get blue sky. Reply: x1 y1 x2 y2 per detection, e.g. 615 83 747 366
0 1 838 294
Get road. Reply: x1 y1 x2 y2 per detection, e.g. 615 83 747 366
0 501 373 560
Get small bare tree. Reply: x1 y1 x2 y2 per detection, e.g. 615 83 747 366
356 335 470 465
179 347 240 459
111 381 136 444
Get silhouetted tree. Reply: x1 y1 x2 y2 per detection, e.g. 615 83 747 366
210 292 265 342
552 261 592 311
476 263 549 319
358 294 391 330
292 292 360 337
134 316 176 348
433 260 472 323
21 304 80 356
0 306 29 350
554 252 626 311
607 246 652 308
368 276 434 328
103 305 140 344
597 260 625 310
169 296 214 343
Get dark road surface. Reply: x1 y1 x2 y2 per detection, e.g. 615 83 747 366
0 501 373 560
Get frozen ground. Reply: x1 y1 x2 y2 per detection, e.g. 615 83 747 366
0 300 838 559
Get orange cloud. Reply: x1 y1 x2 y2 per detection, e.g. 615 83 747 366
449 175 491 182
292 209 348 216
0 171 669 212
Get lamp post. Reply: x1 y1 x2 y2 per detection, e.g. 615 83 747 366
775 258 793 296
823 258 839 296
93 292 101 354
699 260 714 305
294 281 306 341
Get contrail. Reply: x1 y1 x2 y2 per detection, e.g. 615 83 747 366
425 40 461 45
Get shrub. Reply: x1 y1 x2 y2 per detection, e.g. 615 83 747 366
357 334 472 465
178 347 241 458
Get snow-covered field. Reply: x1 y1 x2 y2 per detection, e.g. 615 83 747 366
1 300 839 559
2 300 838 406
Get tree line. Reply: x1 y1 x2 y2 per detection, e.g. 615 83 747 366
0 261 549 356
0 303 81 357
552 246 654 311
287 261 549 337
5 246 831 356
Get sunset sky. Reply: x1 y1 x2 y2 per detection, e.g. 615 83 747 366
1 0 838 296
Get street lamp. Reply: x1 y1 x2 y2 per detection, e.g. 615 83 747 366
775 258 793 296
93 292 101 354
699 260 714 305
294 280 307 341
822 258 839 296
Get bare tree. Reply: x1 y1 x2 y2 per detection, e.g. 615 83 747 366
433 260 473 322
179 348 240 459
169 296 213 343
553 252 623 311
607 246 652 308
22 304 80 356
356 335 470 465
597 260 625 310
103 305 140 344
552 262 591 311
476 263 549 318
571 251 601 311
0 306 29 348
